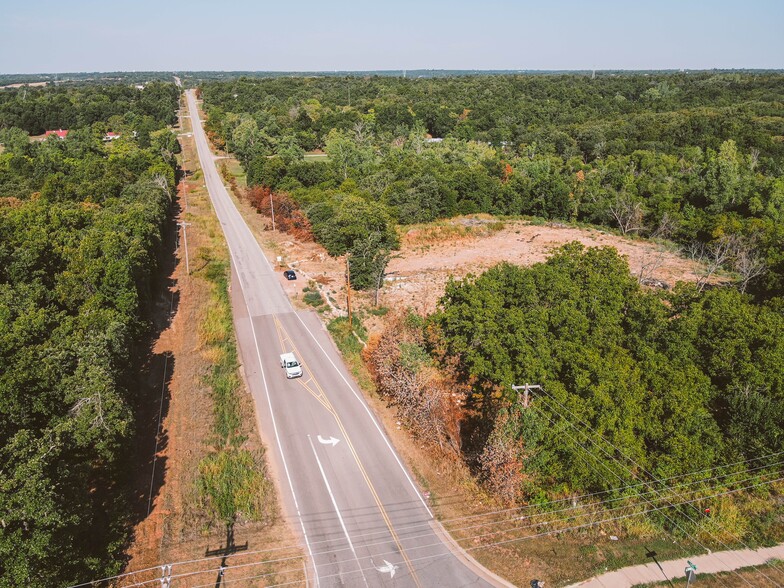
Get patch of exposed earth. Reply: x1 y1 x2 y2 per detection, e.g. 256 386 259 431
256 215 713 323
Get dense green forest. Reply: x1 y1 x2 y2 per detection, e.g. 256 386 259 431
201 72 784 297
0 81 179 136
0 84 180 586
368 244 783 541
433 245 783 494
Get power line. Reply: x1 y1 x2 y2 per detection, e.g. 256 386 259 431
66 544 304 588
442 465 784 540
439 450 784 526
535 387 784 581
110 472 784 588
443 454 784 530
168 475 784 588
534 391 782 586
452 474 784 558
70 452 784 587
466 475 784 550
530 405 739 587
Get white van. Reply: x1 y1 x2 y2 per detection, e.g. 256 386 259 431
279 352 303 379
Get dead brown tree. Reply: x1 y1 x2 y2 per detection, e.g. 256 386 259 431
688 233 767 293
365 313 465 453
688 238 734 292
609 195 645 235
637 213 676 286
477 410 527 504
732 237 767 293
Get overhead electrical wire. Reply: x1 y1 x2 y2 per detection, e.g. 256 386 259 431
132 474 784 588
69 452 784 587
534 390 783 587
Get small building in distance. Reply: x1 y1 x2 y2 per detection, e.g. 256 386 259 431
44 129 69 139
103 132 121 141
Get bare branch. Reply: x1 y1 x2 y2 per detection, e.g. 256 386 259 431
687 233 768 293
608 195 645 235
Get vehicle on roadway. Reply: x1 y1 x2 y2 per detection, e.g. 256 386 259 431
283 269 297 280
280 352 303 378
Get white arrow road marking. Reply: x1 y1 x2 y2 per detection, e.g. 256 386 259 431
374 559 399 578
307 435 368 586
317 435 340 447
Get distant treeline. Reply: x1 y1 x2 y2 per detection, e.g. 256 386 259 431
0 72 179 88
0 81 179 135
179 68 784 83
0 84 179 586
201 72 784 297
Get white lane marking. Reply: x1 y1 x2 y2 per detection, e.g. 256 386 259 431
186 90 319 587
186 91 288 316
317 435 340 447
293 312 434 518
373 559 399 579
307 435 369 587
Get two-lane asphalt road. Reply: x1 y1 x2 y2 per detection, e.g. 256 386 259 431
185 90 504 587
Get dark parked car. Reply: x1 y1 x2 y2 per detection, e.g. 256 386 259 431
283 270 297 280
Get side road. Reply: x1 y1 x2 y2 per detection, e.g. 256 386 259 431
567 543 784 587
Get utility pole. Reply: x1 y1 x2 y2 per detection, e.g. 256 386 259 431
346 253 352 327
178 221 191 275
512 383 541 408
269 190 276 231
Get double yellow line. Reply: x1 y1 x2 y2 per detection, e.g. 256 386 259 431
272 315 423 587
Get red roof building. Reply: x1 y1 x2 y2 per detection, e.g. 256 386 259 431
44 129 69 139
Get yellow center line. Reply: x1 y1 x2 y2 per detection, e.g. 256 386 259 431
272 314 294 351
272 316 335 413
298 377 337 415
271 314 423 587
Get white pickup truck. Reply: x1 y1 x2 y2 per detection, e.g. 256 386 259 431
280 352 303 379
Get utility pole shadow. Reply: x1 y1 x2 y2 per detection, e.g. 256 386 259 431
205 522 249 588
645 547 675 588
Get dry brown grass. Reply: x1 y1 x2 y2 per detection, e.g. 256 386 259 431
401 216 507 247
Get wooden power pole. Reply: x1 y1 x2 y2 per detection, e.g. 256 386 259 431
512 383 541 408
269 190 276 231
346 253 352 327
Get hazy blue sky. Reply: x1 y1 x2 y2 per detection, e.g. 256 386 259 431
1 0 782 73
